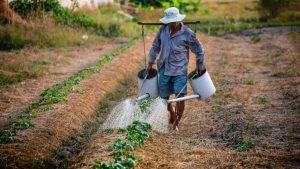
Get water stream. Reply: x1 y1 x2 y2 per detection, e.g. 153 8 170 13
103 98 169 133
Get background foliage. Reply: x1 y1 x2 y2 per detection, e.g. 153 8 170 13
259 0 293 18
129 0 202 12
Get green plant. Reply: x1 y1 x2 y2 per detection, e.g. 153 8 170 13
137 99 151 113
118 128 127 133
241 78 255 85
0 130 16 143
92 121 152 169
0 29 27 50
255 95 267 104
126 121 152 146
250 35 261 43
235 139 252 152
104 128 114 134
9 0 62 17
9 0 119 37
12 121 35 130
0 120 35 143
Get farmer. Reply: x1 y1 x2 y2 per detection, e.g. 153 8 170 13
147 7 205 130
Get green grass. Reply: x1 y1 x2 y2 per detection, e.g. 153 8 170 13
272 69 299 77
136 0 300 35
2 0 300 51
78 6 141 39
0 62 49 87
0 15 105 50
241 78 255 85
0 73 27 86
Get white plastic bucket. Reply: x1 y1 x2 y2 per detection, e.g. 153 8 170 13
188 69 216 99
137 69 159 98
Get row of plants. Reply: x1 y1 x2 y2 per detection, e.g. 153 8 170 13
196 19 300 36
0 39 138 144
92 121 152 169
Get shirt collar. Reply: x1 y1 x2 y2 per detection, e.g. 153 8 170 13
167 22 186 38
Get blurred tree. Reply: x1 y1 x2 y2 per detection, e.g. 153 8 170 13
0 0 24 24
259 0 291 18
0 0 9 16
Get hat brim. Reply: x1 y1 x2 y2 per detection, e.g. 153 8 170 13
159 14 186 24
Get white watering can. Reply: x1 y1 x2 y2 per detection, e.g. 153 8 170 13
136 68 216 103
136 69 159 101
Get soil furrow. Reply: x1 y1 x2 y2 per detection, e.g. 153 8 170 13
0 37 152 168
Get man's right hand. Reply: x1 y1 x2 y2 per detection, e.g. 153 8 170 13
147 63 154 72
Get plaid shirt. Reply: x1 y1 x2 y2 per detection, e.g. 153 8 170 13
148 23 205 76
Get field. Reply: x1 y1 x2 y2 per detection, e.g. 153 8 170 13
0 0 299 168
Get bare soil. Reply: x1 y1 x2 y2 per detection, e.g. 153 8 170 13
1 31 299 168
0 43 121 117
70 33 300 168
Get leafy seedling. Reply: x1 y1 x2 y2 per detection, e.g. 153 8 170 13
235 139 252 152
12 121 35 130
250 35 261 43
104 128 114 134
0 130 16 143
255 95 267 104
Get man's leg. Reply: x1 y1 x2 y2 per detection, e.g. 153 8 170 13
174 93 185 128
158 66 175 125
172 74 187 130
162 96 175 124
173 93 185 130
168 103 175 124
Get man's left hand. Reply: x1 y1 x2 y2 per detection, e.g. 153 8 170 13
198 68 206 75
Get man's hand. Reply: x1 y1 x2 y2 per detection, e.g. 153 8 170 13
147 63 154 72
197 67 206 76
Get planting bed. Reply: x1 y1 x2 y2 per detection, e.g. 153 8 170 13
71 32 299 168
0 36 154 168
1 30 299 169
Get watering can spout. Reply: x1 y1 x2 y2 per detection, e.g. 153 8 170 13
136 93 150 102
167 94 201 103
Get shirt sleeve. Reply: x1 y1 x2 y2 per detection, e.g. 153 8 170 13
188 31 205 70
148 27 162 64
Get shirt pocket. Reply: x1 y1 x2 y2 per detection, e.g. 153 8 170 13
169 49 187 66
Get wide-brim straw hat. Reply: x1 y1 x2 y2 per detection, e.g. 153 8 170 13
159 7 186 24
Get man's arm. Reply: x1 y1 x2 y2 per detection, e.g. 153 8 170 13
187 31 205 74
147 27 162 71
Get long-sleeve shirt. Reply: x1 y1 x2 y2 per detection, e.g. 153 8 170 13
148 23 205 76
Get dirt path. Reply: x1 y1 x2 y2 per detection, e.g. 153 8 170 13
0 43 120 116
134 33 300 168
70 33 299 168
